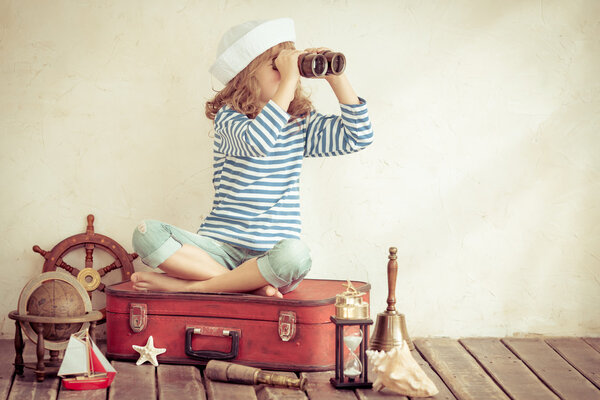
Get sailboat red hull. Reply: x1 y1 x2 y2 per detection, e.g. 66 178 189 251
62 373 115 390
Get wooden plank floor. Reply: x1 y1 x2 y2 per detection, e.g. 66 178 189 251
1 337 599 400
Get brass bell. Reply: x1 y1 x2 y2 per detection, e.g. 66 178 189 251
369 247 414 351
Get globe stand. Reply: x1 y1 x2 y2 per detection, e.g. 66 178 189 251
8 310 103 381
10 271 102 382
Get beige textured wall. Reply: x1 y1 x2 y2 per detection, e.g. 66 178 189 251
1 0 599 338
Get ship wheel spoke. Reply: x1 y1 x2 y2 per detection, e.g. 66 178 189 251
56 258 81 278
33 246 81 278
97 260 123 277
84 242 95 269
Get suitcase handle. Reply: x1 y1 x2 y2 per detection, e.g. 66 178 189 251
185 327 240 361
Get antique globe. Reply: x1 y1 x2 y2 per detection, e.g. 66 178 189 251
18 271 93 350
26 279 86 341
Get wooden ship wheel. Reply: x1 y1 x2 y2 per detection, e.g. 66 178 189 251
33 214 138 321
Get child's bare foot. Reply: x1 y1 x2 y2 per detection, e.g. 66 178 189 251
131 271 192 292
251 285 283 298
131 272 283 298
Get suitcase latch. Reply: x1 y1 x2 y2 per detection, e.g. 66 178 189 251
278 311 296 341
129 303 147 333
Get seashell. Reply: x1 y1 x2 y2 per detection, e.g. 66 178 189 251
367 340 438 397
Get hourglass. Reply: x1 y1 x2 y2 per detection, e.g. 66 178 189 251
330 280 373 388
330 316 373 389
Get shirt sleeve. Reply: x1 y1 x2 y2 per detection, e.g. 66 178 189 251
303 97 374 158
213 101 291 157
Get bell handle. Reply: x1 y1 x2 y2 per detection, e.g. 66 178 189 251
386 247 398 312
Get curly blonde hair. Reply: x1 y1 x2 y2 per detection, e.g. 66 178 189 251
205 42 313 120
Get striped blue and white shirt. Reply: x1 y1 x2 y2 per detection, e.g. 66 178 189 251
198 98 373 251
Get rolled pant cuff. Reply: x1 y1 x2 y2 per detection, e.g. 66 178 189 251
141 236 182 268
256 255 288 288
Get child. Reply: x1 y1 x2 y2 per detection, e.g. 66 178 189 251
130 18 373 297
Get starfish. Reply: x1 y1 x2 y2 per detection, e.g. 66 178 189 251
132 336 166 366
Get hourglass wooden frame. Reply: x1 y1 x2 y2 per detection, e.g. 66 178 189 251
330 316 373 389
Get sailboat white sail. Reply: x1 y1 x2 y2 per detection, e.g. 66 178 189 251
58 330 116 390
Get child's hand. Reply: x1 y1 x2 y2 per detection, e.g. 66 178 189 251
274 49 302 83
271 49 302 112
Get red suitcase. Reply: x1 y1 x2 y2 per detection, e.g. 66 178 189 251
105 279 370 371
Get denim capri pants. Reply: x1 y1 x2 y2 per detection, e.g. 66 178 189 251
131 220 312 294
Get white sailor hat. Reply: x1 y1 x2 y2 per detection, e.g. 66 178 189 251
210 18 296 85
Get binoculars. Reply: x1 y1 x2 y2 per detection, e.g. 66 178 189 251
272 51 346 78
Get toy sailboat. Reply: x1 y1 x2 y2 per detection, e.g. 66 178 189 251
58 330 116 390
